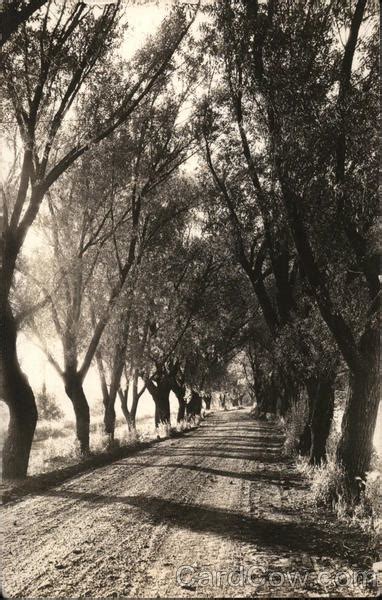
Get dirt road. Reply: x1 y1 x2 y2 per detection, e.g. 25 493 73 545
2 410 375 598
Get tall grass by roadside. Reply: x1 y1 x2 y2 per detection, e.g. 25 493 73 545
0 398 206 479
297 452 382 543
280 395 309 456
24 412 201 476
280 394 381 540
295 429 382 544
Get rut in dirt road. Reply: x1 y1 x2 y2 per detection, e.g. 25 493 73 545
2 410 374 598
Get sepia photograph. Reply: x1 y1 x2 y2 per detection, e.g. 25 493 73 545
0 0 380 597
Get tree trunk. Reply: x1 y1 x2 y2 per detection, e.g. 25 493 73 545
309 372 335 466
97 368 116 442
119 387 134 432
298 379 316 457
95 347 116 439
169 377 186 422
146 376 171 428
279 371 298 417
104 399 116 442
254 381 265 416
1 304 38 479
119 371 141 431
337 324 380 500
64 371 90 454
177 397 187 422
204 393 212 411
298 373 335 463
104 350 127 442
188 390 202 419
298 423 311 456
130 370 140 427
155 384 171 427
257 377 277 417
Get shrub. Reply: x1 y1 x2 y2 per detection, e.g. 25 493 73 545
187 415 201 428
309 456 346 509
156 422 172 439
36 386 64 422
359 453 382 535
176 418 193 432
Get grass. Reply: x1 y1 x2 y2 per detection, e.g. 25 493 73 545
297 454 382 550
280 394 381 543
0 407 198 480
295 424 382 545
0 395 209 481
280 394 309 456
27 410 190 476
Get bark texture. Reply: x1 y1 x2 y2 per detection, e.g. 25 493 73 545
1 305 38 479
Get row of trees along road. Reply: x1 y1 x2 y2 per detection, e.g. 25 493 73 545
0 1 200 476
0 0 379 505
197 0 379 500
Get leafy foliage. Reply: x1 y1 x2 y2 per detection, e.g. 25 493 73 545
36 385 63 422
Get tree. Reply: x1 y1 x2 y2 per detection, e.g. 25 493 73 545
211 0 379 497
139 229 218 428
96 171 198 439
0 1 197 477
24 86 196 451
163 231 253 419
0 0 48 47
91 80 199 441
198 95 337 452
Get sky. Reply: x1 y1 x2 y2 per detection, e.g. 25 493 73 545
120 3 167 59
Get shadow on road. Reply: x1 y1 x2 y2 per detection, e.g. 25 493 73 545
37 486 369 566
110 461 306 489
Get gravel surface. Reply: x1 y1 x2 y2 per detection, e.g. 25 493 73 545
2 410 375 598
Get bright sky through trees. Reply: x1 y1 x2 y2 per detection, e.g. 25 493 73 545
0 1 187 423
